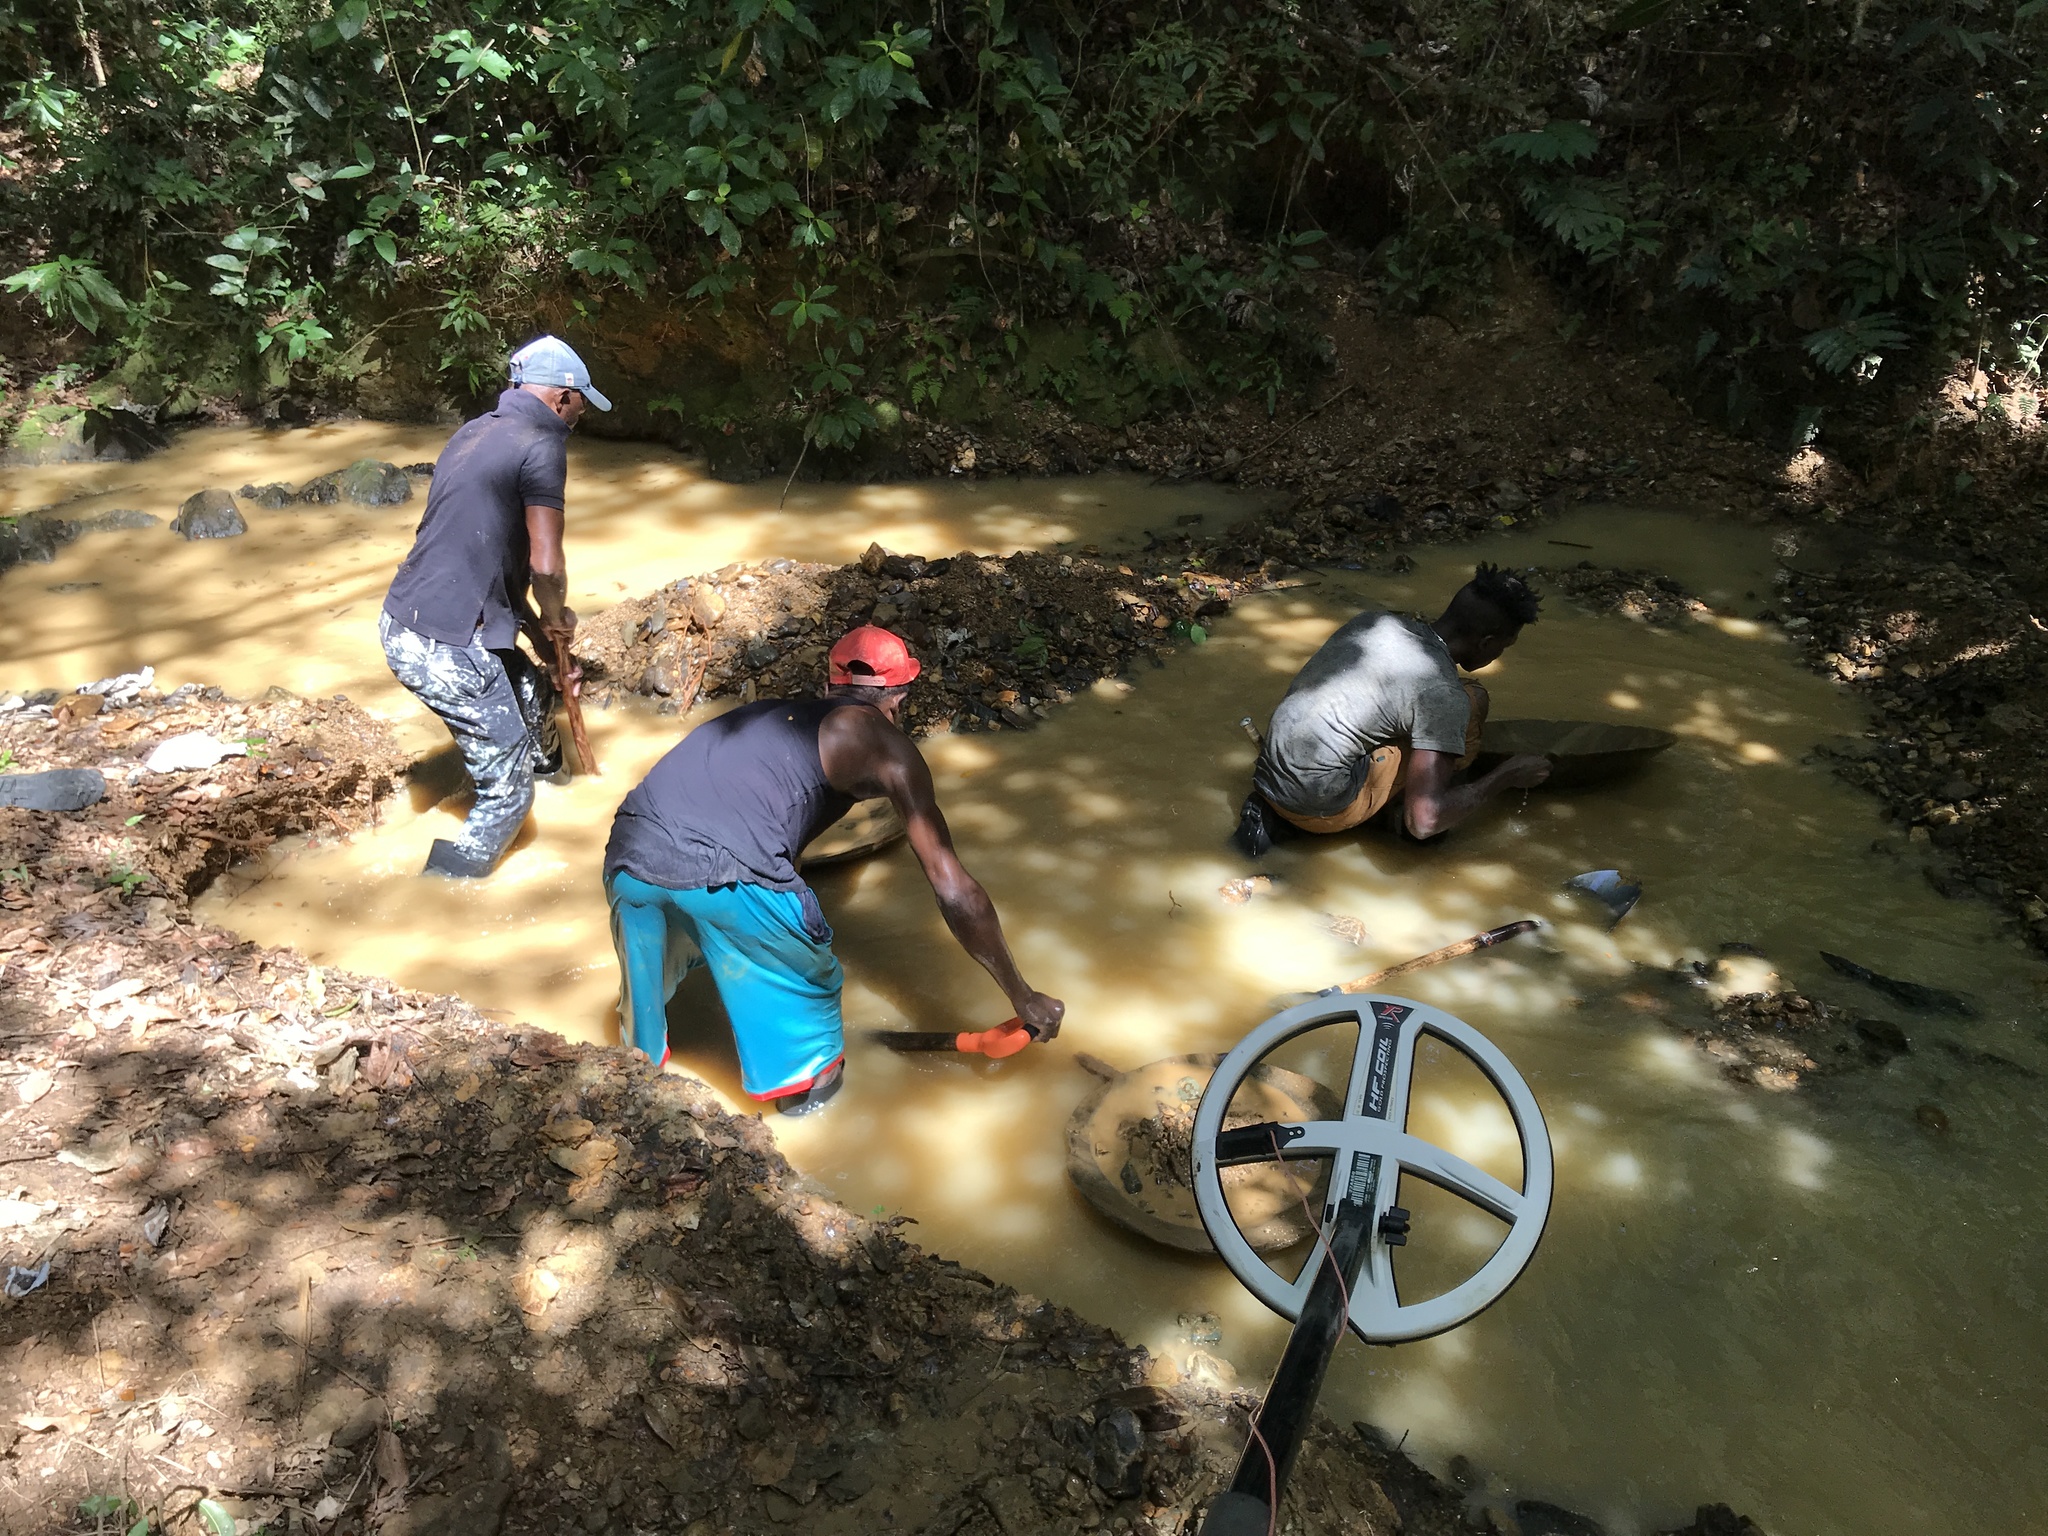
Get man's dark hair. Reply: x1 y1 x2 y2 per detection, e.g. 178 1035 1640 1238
1453 562 1542 632
826 681 912 709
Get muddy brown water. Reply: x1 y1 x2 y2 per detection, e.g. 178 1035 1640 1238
9 431 2048 1534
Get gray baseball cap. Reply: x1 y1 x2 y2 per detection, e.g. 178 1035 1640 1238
508 334 612 411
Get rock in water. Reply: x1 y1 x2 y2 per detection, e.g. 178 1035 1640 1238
238 482 298 509
0 768 107 811
299 460 412 507
0 513 77 570
172 490 247 540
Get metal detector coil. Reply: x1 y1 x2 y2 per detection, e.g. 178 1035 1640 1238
1192 993 1553 1340
1191 995 1553 1535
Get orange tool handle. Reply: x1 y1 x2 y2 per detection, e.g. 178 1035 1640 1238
954 1018 1033 1058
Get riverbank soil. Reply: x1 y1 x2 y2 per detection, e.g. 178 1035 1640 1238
2 689 1719 1536
1772 391 2048 958
893 274 1785 551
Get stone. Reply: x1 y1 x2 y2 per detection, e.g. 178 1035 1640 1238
0 769 107 811
687 584 726 630
172 490 247 540
299 459 413 507
238 482 298 509
0 512 77 570
1090 1406 1144 1498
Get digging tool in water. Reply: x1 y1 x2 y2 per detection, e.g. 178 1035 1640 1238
1273 921 1542 1007
871 1018 1035 1058
552 635 598 776
1820 951 1977 1017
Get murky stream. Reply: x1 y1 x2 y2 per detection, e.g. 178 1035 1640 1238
10 430 2048 1533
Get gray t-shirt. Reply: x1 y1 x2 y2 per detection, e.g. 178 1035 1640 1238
383 388 569 649
1254 610 1471 817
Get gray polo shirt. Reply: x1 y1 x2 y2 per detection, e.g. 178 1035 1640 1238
1254 610 1472 818
382 388 568 649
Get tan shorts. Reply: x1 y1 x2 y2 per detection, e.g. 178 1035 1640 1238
1272 681 1490 834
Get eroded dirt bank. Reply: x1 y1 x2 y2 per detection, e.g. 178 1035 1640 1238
0 690 1771 1536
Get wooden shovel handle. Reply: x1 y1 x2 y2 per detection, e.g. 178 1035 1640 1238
1334 920 1540 995
551 635 598 776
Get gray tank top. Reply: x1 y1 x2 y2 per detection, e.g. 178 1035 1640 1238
603 697 861 902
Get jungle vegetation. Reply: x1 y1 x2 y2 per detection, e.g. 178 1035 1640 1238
2 0 2043 446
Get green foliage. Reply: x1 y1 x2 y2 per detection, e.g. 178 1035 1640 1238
3 0 2038 437
3 256 125 331
0 0 1350 436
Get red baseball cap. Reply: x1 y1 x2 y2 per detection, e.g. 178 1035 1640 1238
829 625 922 687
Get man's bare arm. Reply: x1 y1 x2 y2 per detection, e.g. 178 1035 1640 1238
1403 750 1551 839
524 504 575 640
819 709 1064 1038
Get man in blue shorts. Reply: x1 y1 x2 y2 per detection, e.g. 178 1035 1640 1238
603 624 1064 1114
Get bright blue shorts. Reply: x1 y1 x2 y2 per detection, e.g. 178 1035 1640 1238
605 871 845 1098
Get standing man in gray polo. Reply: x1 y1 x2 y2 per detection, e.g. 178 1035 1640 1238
380 335 612 877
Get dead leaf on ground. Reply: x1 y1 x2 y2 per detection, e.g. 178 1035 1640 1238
548 1138 618 1179
16 1069 55 1105
17 1410 95 1433
1218 875 1274 905
55 1127 132 1175
510 1034 576 1069
515 1267 561 1316
87 977 149 1012
746 1442 797 1487
541 1115 595 1145
372 1425 410 1512
644 1394 688 1451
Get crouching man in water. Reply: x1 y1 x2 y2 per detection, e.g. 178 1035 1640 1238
603 625 1065 1115
1235 564 1553 855
380 335 610 878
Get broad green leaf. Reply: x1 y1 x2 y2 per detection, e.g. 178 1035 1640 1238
1490 120 1599 165
374 233 397 265
195 1499 234 1536
335 0 370 40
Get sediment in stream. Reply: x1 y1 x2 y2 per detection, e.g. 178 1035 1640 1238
2 685 1765 1535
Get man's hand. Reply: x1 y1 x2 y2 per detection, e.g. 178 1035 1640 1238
1014 991 1065 1042
540 605 578 645
1497 753 1552 789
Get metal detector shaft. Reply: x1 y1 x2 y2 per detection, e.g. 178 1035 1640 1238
1199 1193 1377 1536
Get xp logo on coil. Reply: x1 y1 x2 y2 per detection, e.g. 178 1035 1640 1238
1361 1001 1411 1119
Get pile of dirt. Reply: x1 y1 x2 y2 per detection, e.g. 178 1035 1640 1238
1602 952 1913 1095
4 678 1733 1536
1 683 406 903
573 545 1255 733
1531 563 1715 627
1691 990 1910 1094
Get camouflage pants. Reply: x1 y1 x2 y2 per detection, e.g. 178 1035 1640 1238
379 612 560 867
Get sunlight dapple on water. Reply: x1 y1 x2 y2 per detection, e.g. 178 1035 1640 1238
15 430 2048 1534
